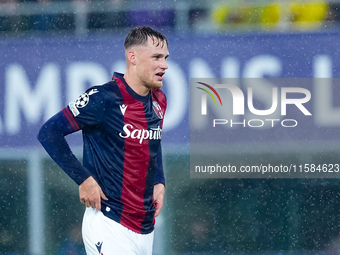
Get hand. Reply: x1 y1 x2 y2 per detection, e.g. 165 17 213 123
153 183 165 217
79 176 108 210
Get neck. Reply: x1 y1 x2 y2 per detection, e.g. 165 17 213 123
123 72 149 97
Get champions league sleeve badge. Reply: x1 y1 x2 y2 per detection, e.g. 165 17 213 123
68 89 99 117
68 92 89 117
75 89 99 108
152 101 164 119
75 93 90 108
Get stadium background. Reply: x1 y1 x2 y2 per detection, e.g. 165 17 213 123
2 0 340 254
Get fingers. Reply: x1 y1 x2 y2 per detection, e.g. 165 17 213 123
154 199 163 217
154 208 161 217
80 197 101 210
80 197 101 211
94 200 101 211
100 190 109 201
153 184 165 217
79 177 108 211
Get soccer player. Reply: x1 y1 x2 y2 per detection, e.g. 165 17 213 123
37 26 169 255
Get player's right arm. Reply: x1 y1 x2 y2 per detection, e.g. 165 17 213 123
37 109 91 184
37 107 107 210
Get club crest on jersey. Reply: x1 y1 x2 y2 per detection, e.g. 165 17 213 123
152 101 163 119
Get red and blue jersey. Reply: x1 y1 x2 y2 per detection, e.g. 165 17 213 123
38 72 166 234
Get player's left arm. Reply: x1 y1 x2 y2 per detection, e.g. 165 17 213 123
154 145 165 217
153 90 167 217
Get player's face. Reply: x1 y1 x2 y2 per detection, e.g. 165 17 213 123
135 37 169 90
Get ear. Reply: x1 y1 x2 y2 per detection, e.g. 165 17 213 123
126 49 137 65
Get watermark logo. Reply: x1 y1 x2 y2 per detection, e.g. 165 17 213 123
196 82 222 115
194 80 312 128
190 78 339 179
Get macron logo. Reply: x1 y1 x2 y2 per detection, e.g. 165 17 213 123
95 241 103 254
120 104 127 115
88 88 99 95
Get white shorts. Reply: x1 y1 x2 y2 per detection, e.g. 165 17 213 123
82 207 154 255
